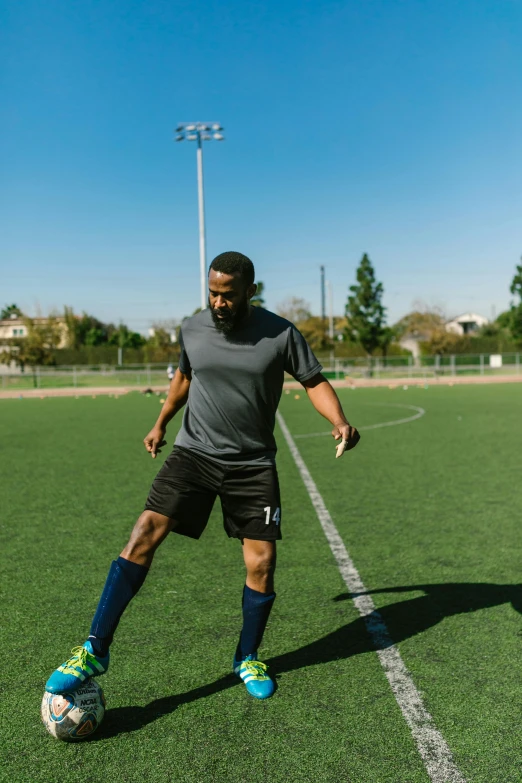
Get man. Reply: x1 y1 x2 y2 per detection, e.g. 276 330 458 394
45 251 360 700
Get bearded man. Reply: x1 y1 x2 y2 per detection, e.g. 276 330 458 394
45 251 359 700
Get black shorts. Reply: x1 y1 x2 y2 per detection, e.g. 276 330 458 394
144 446 282 541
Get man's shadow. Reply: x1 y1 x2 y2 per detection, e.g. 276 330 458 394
94 582 522 740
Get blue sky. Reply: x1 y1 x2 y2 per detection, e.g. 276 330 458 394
2 0 521 331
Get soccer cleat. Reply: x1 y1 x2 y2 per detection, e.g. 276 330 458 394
45 641 109 694
233 652 275 700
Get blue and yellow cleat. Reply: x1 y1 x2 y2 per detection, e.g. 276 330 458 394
233 652 275 700
45 641 109 694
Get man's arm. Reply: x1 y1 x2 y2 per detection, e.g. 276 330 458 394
143 368 191 458
301 373 360 456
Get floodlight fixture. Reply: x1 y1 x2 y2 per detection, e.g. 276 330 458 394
175 121 226 310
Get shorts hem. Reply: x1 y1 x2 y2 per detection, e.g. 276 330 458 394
229 532 282 542
143 502 174 519
143 503 205 540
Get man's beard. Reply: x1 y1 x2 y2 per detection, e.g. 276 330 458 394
209 297 249 335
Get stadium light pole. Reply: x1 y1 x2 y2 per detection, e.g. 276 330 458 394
175 122 225 310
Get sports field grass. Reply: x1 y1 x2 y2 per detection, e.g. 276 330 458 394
1 384 521 782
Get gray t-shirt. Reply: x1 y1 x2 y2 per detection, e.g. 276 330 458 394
174 307 322 465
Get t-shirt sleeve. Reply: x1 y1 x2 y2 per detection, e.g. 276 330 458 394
178 328 191 375
283 325 323 382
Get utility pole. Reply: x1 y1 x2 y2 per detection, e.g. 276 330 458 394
326 280 334 339
175 122 225 310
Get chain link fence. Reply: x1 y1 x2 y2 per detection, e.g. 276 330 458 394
315 352 522 380
1 353 521 390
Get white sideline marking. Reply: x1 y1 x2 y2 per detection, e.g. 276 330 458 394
276 411 466 783
293 403 426 439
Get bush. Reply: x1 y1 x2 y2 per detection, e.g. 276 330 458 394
52 345 181 365
419 335 520 356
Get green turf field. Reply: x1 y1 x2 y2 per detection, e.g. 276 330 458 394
1 385 521 782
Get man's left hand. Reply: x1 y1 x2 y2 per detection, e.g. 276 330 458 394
332 423 360 458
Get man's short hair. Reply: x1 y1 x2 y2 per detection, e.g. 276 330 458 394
209 251 255 287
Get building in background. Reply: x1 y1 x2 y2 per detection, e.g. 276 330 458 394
445 313 489 336
0 315 69 348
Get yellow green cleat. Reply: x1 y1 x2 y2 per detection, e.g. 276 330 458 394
233 652 275 700
45 641 109 694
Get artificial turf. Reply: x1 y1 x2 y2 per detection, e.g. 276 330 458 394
1 384 521 782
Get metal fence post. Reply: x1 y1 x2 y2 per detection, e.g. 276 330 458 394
517 354 520 374
451 355 456 376
73 366 77 387
147 364 151 386
408 356 412 378
480 354 484 375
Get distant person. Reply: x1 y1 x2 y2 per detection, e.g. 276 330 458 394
167 363 174 382
45 251 360 701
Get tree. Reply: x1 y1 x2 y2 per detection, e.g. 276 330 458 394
276 297 312 324
148 327 174 349
148 319 180 348
509 258 522 343
393 308 445 339
296 316 330 351
423 329 461 357
476 321 501 338
108 324 146 349
510 258 522 300
379 326 396 361
510 307 522 344
1 304 23 319
345 254 386 356
63 307 113 348
0 316 61 386
63 306 80 348
496 310 512 330
251 281 265 308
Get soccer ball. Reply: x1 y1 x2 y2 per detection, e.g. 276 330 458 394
41 680 105 741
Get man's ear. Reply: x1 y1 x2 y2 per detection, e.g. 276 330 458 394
247 283 257 301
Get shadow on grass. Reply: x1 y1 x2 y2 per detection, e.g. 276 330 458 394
95 581 522 739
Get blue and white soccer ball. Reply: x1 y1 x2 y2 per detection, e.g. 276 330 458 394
41 680 105 741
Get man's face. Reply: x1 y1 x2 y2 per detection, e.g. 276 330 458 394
208 269 256 334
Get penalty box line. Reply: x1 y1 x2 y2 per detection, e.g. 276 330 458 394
293 403 426 440
276 411 466 783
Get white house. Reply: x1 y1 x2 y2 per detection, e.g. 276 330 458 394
445 313 489 336
0 315 69 347
0 313 28 340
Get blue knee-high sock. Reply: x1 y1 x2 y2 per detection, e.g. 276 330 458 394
236 585 276 660
88 557 148 657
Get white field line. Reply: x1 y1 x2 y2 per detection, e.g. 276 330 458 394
276 411 466 783
293 403 426 439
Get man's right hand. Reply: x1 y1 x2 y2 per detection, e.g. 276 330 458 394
143 425 167 459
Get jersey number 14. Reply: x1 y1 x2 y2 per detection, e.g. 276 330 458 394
264 506 281 525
